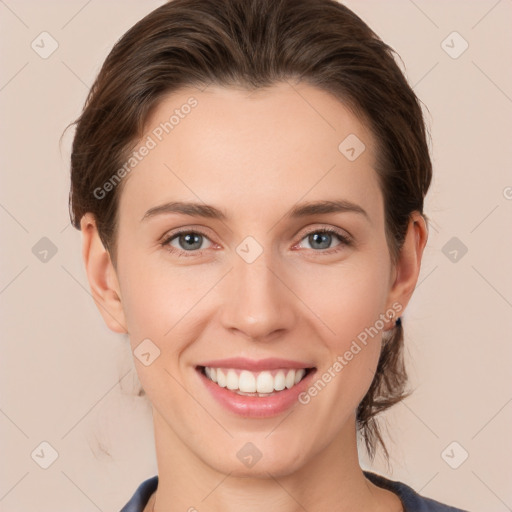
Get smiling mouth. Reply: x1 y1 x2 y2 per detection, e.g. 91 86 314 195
197 365 316 396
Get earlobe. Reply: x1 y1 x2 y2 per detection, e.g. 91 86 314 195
386 212 429 319
80 213 128 334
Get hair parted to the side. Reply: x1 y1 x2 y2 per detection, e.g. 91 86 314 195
67 0 432 462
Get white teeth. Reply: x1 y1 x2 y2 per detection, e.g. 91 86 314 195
226 369 238 390
256 371 274 393
202 366 309 393
294 368 306 385
216 368 227 387
239 370 256 392
285 369 295 389
274 371 286 391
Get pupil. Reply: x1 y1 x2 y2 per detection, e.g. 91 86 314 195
310 232 330 250
182 233 201 250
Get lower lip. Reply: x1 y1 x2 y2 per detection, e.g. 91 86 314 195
196 367 317 418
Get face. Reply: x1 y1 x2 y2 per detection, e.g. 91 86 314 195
89 82 415 477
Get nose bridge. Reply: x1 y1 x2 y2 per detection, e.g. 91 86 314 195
220 242 294 339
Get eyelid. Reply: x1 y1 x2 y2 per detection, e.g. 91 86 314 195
159 224 214 242
295 224 353 244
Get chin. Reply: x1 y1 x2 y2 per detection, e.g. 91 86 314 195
205 443 309 479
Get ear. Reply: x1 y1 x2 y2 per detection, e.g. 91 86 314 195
385 211 429 322
80 213 128 334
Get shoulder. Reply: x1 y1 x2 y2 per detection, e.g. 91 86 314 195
363 470 469 512
119 475 158 512
121 472 470 512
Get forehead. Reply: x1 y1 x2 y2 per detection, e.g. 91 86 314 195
117 82 382 226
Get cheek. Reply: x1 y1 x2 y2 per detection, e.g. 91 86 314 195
292 252 390 402
295 264 389 434
116 249 170 343
293 254 391 342
118 251 213 358
118 262 195 400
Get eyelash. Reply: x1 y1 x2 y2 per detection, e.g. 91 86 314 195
160 227 352 258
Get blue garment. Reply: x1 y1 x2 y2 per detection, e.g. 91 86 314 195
120 471 469 511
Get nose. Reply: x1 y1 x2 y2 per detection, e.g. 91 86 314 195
219 248 297 342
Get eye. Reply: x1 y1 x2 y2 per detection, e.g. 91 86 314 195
161 226 352 258
161 229 213 257
295 227 352 254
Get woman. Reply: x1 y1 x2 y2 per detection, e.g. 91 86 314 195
68 0 468 510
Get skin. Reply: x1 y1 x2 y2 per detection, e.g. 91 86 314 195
81 82 428 512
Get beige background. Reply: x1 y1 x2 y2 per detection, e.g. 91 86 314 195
1 1 511 511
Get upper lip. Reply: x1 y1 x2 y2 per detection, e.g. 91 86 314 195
197 357 315 372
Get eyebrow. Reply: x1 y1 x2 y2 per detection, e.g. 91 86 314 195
141 199 370 223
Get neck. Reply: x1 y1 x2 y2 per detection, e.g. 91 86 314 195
148 407 400 512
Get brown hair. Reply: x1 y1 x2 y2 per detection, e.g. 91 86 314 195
67 0 432 462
